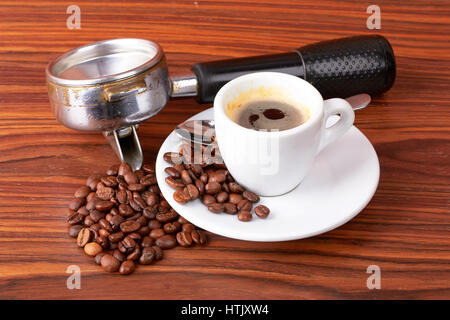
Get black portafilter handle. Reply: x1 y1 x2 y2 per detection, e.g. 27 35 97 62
191 35 396 103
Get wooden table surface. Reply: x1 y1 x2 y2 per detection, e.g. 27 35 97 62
0 0 449 300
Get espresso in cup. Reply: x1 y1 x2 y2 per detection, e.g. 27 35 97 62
229 99 309 131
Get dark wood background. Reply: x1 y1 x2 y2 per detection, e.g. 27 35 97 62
0 0 449 299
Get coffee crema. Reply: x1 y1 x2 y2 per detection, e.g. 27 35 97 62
229 99 309 131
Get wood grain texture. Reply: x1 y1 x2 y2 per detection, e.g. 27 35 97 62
0 0 449 299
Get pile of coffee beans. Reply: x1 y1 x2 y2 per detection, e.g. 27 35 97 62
67 163 207 275
164 140 270 222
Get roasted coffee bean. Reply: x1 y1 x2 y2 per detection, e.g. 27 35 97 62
108 231 124 243
229 193 243 204
69 198 85 211
140 174 157 186
201 194 216 205
224 203 238 214
101 254 120 273
83 215 95 227
163 221 181 234
135 169 144 180
101 176 118 187
96 235 109 249
95 200 115 212
173 190 188 204
209 172 226 183
127 246 141 261
191 230 207 245
118 204 134 217
179 170 192 185
228 182 245 193
254 205 270 218
165 177 185 190
123 172 138 185
128 232 142 242
173 163 185 174
237 199 252 212
194 179 205 195
67 212 83 226
177 216 189 224
160 200 170 208
110 242 118 250
143 206 157 219
134 197 147 211
96 183 115 200
155 234 177 249
129 199 143 212
106 164 119 176
148 220 162 230
152 246 163 260
149 228 165 239
222 183 230 193
142 164 155 174
238 210 252 222
86 198 98 211
89 223 101 234
141 236 154 248
98 228 110 238
77 206 89 216
74 186 91 199
77 228 92 247
216 191 229 203
176 231 193 247
138 226 150 237
84 242 103 256
148 185 160 193
205 181 221 195
200 172 208 184
120 260 136 275
86 192 97 203
190 164 203 177
139 247 156 265
122 236 136 250
120 220 140 233
144 193 159 207
118 163 132 176
116 190 127 204
243 190 260 203
86 174 102 191
110 207 119 216
186 184 200 200
113 249 126 262
164 167 180 178
156 210 178 223
163 152 183 165
68 225 83 238
208 203 224 213
182 223 195 233
135 216 147 227
128 183 146 192
99 219 113 233
95 252 107 265
110 215 124 231
89 210 105 223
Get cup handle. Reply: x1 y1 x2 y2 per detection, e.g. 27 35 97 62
317 98 355 153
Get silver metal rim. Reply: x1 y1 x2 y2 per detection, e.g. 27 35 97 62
45 38 164 86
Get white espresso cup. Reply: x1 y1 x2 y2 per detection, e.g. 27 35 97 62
214 72 355 196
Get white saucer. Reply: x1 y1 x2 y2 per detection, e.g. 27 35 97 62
156 108 379 242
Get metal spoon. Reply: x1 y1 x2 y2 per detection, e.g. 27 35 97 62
175 93 371 145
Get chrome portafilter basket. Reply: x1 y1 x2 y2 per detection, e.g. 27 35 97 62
46 36 396 170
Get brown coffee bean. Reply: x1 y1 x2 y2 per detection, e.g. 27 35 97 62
118 204 134 217
99 219 113 233
84 242 103 256
145 193 159 207
123 172 137 185
140 174 157 186
113 249 126 262
89 210 105 223
208 203 224 213
200 172 208 184
205 181 221 194
149 228 165 239
116 190 127 204
173 189 188 204
229 193 244 204
163 152 183 165
185 184 200 200
177 216 189 224
165 176 185 190
133 197 147 211
67 212 83 226
77 206 89 216
243 190 260 203
176 231 193 247
216 191 229 203
164 167 180 178
95 252 107 265
95 200 115 212
101 254 120 273
139 247 156 265
155 234 177 249
141 236 154 248
96 183 115 200
148 220 162 230
193 179 205 196
180 170 193 185
156 210 178 223
120 220 140 233
101 175 118 187
129 199 144 212
209 172 226 183
120 260 136 275
106 164 119 176
201 194 216 205
76 228 92 247
128 183 146 192
182 223 196 233
86 174 102 191
68 225 83 238
108 231 124 243
68 198 85 211
224 203 238 214
74 186 91 199
122 236 136 250
118 163 132 176
98 228 110 238
143 206 157 220
238 210 252 222
229 182 245 193
96 235 109 249
89 223 101 234
83 215 95 227
237 199 252 212
163 221 181 234
191 230 207 245
110 215 124 231
141 164 155 174
222 183 230 193
152 246 163 260
86 198 98 211
254 205 270 218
